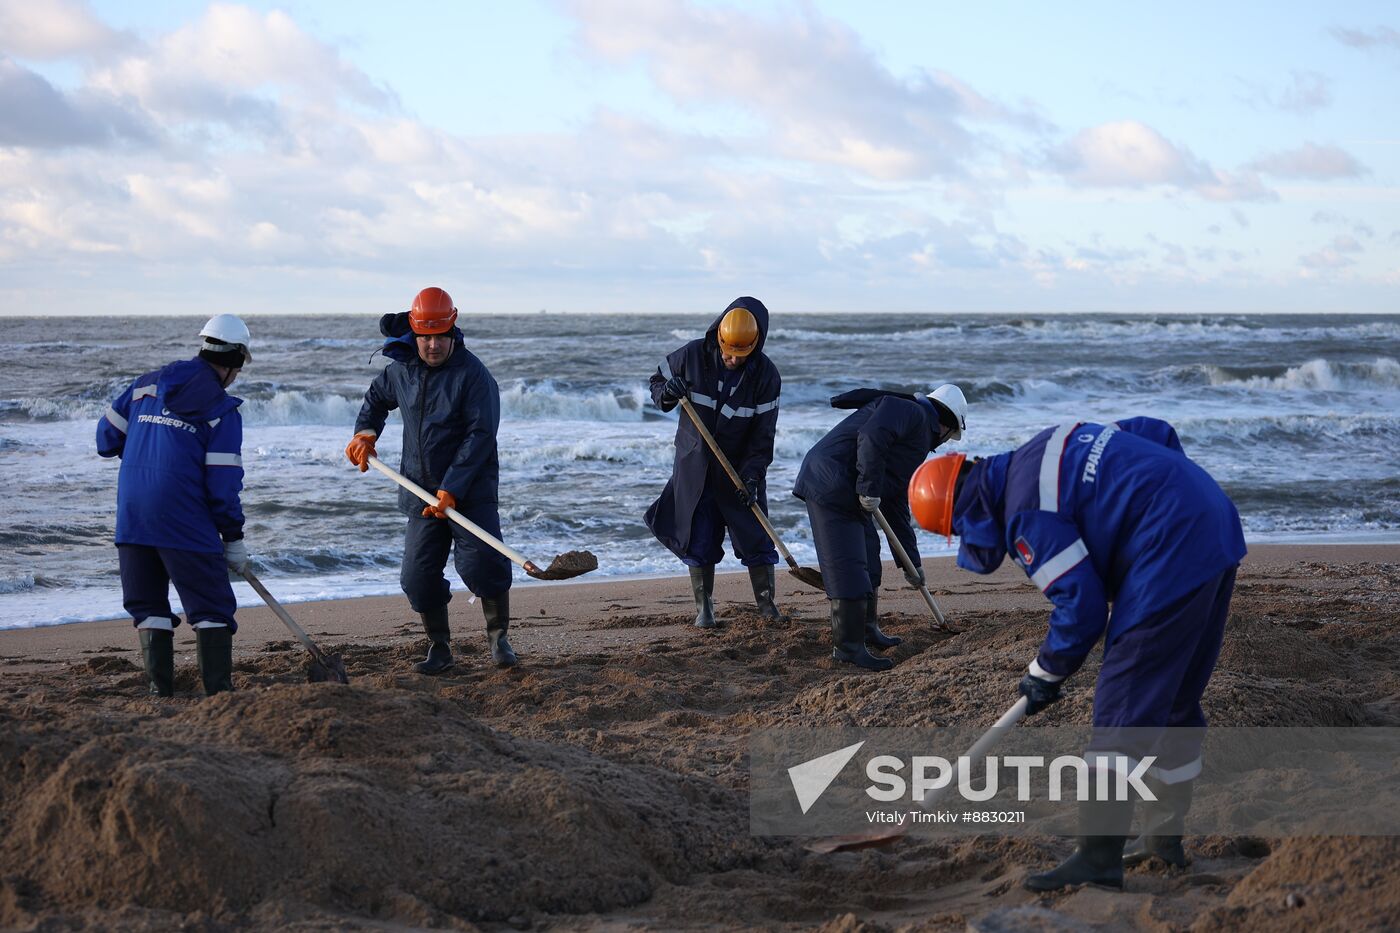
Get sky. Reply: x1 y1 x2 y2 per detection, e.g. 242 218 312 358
0 0 1397 315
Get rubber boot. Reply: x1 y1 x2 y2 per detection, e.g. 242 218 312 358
194 625 233 696
690 566 720 629
748 564 785 622
1024 796 1133 892
139 629 174 698
414 605 454 675
483 594 518 668
864 593 902 650
830 598 893 672
1123 777 1192 869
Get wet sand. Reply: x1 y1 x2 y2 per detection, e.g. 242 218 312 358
1 543 1398 930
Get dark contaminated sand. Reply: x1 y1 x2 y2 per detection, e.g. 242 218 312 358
1 544 1397 931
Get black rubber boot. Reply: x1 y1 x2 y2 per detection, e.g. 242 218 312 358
194 625 233 696
138 628 174 698
483 594 518 668
414 605 454 675
690 566 720 629
748 564 785 622
1123 778 1192 868
1024 797 1133 892
864 593 902 650
831 598 893 671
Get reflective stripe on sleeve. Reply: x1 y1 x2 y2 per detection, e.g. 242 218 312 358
131 384 157 401
659 359 673 380
719 396 780 420
1038 422 1078 511
1028 538 1089 591
205 452 243 467
104 406 129 433
690 393 717 409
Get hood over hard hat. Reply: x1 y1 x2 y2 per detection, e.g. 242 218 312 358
199 314 252 365
706 297 770 357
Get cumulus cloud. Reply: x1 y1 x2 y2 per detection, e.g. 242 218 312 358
1047 120 1272 201
0 57 151 148
1247 143 1367 179
562 0 1044 181
0 0 129 59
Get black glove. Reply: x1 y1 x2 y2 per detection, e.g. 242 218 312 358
1018 673 1063 716
661 374 689 406
736 478 759 507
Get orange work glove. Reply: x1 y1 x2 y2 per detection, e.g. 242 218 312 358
422 489 456 520
345 433 376 472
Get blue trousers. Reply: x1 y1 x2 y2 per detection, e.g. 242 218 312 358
805 500 882 599
1088 565 1237 783
118 544 238 633
681 486 779 568
400 502 512 612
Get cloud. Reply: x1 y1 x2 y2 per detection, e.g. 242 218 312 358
562 0 1044 181
1247 143 1367 179
1278 70 1332 113
1047 120 1272 200
0 0 129 59
0 57 151 148
1330 25 1400 53
87 3 394 126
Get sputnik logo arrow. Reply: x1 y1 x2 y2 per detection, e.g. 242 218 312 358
787 741 865 814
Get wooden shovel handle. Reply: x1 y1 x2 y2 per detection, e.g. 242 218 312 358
677 397 799 567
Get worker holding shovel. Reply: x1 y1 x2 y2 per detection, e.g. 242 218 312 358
912 416 1245 891
792 384 967 671
345 287 517 674
96 315 254 697
645 297 785 628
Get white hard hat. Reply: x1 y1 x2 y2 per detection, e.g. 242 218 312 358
927 383 967 440
199 314 252 364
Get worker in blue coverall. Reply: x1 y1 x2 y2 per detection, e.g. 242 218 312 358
914 416 1245 891
646 297 784 629
346 286 516 674
96 314 254 697
792 384 967 671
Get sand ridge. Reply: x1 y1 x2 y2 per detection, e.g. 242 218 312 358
1 546 1398 930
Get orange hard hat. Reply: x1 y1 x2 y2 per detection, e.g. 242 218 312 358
717 307 759 357
909 453 967 542
409 287 458 335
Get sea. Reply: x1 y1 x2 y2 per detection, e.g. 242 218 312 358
2 313 1397 630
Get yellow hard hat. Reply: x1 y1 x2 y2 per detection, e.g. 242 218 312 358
718 307 759 357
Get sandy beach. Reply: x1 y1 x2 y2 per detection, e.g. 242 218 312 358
2 542 1398 930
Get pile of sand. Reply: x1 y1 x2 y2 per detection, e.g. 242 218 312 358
0 685 770 928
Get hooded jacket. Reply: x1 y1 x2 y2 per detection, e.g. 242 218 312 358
952 416 1246 680
355 318 500 514
96 358 245 553
792 388 944 567
645 297 781 557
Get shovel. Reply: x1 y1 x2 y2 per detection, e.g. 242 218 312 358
873 507 960 634
677 397 825 592
805 696 1029 853
366 456 598 580
239 568 350 684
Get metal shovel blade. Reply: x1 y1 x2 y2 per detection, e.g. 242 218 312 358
787 565 825 591
307 651 350 685
804 829 905 854
525 550 599 581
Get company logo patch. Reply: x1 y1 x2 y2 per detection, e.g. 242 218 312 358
1014 536 1035 566
1078 432 1095 443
